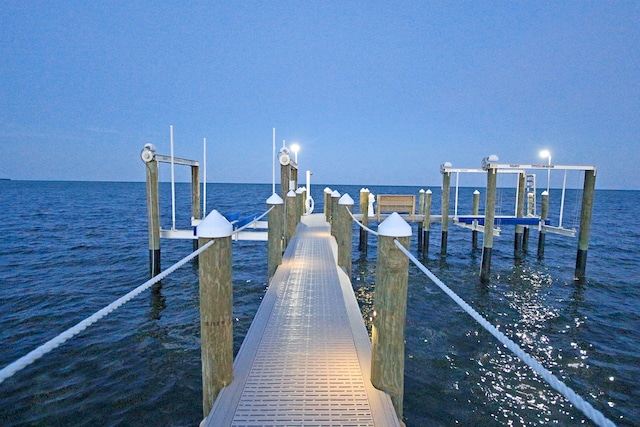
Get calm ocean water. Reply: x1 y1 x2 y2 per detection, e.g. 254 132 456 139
0 181 638 426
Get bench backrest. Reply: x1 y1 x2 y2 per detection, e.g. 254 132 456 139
376 194 415 220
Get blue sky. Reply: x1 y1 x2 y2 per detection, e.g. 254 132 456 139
1 1 638 189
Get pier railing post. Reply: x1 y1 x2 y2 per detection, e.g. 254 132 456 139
441 170 451 256
481 166 497 283
537 191 549 258
324 187 332 223
575 169 596 282
472 190 480 249
285 190 297 247
371 212 412 420
359 188 369 253
196 210 234 417
267 193 284 279
330 190 340 234
142 145 161 277
337 194 354 276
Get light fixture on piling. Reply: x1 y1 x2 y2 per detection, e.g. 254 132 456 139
290 143 300 164
540 149 551 193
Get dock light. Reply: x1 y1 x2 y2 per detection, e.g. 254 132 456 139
540 150 551 193
291 143 300 164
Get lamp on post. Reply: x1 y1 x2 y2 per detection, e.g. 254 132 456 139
540 149 551 194
291 143 300 164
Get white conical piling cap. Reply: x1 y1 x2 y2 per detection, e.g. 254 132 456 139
324 187 332 193
474 190 480 195
287 190 296 198
331 190 341 198
197 210 233 238
378 212 412 237
426 189 432 194
266 193 284 205
339 193 354 205
419 189 425 193
296 187 304 194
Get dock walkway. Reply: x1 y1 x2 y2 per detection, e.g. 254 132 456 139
205 214 400 426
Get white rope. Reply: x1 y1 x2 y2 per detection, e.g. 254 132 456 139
0 239 216 385
393 240 616 427
345 206 379 236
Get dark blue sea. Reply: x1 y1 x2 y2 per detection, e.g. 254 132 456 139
0 181 638 426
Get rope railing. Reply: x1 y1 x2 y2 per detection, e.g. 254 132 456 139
0 239 216 385
392 239 616 427
345 206 378 236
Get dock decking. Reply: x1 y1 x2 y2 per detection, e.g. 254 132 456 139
205 213 400 427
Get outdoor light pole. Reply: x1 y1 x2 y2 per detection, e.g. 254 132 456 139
540 150 551 193
291 143 300 164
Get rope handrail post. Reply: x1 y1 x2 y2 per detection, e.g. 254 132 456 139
359 188 370 253
197 210 234 417
330 190 341 234
337 194 354 276
371 212 412 421
575 168 597 282
285 190 297 247
267 193 284 279
141 145 161 277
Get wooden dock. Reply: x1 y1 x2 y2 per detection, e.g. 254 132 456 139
204 213 401 427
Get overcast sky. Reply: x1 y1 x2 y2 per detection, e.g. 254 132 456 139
1 1 638 189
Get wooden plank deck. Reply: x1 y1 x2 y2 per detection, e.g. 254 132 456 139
204 213 400 427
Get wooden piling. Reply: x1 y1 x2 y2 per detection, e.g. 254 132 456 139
421 189 432 254
441 171 451 256
337 194 354 277
324 187 332 223
191 164 201 251
285 190 297 247
480 167 497 283
417 189 425 249
197 211 234 417
537 191 549 259
296 187 304 222
267 194 284 279
575 169 596 282
472 190 480 249
514 172 525 255
371 213 412 420
330 190 340 234
359 188 369 253
144 157 161 277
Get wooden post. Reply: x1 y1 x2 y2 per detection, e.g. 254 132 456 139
575 169 596 282
514 172 525 255
324 187 332 223
143 154 161 277
296 187 304 222
337 194 354 276
480 167 497 283
441 171 451 256
280 163 290 200
472 190 480 249
421 189 432 254
417 189 425 249
359 188 369 253
285 190 297 247
267 193 284 279
196 210 234 417
330 190 340 234
371 213 412 420
537 191 549 259
191 164 201 251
